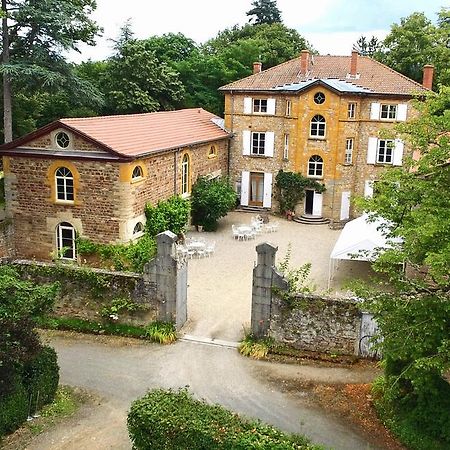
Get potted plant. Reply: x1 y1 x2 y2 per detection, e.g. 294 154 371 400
286 210 295 220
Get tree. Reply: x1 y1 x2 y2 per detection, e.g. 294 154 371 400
1 0 102 141
355 35 380 57
353 87 450 446
376 9 450 88
246 0 282 25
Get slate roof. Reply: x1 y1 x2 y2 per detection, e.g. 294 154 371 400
0 109 231 160
220 55 427 96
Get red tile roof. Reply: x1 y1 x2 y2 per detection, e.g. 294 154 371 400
60 108 230 157
220 55 428 96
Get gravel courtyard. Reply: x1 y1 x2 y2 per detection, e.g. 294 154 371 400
183 211 374 342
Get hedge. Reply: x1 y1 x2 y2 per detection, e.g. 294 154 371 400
127 388 322 450
0 346 59 437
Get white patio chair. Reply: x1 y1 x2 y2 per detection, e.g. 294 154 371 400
205 241 216 257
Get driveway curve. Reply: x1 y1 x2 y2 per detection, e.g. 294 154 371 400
27 332 383 450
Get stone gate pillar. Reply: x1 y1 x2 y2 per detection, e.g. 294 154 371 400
143 231 187 330
251 242 288 338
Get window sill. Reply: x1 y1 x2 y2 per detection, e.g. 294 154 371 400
308 137 326 141
307 175 324 180
248 154 271 158
181 192 191 199
342 163 353 167
207 154 217 159
55 200 75 206
131 177 145 185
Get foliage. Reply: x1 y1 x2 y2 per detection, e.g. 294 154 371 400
246 0 282 25
100 297 144 322
0 375 28 436
190 176 237 231
274 170 325 214
127 388 321 450
145 321 177 344
40 386 79 420
355 35 381 57
353 88 450 446
375 9 450 88
239 333 274 359
145 195 190 237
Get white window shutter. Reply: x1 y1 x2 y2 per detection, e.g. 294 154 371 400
367 137 377 164
364 180 374 198
340 191 351 220
370 102 380 120
397 104 407 121
244 97 252 114
267 98 276 115
312 192 323 216
265 132 274 157
393 139 404 166
241 171 250 206
263 172 273 208
242 130 251 155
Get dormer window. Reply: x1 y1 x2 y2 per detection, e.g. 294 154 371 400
253 99 268 113
55 131 70 149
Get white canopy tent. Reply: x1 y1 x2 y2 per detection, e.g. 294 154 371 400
328 214 397 288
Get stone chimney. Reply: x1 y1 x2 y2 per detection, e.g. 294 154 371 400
350 50 358 77
253 61 262 74
422 64 434 90
300 49 310 74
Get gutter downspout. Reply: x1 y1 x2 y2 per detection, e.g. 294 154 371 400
174 149 179 195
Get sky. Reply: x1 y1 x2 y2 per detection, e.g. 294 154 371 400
69 0 447 63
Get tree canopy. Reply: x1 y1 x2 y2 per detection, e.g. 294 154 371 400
246 0 282 25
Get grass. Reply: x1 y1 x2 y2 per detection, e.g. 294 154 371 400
145 321 177 344
238 333 274 359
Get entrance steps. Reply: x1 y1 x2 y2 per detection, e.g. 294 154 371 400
235 205 270 214
293 214 330 225
180 334 239 349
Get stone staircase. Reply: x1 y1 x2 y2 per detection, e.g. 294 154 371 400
293 214 330 225
235 205 271 214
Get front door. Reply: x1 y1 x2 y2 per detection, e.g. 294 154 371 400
249 172 264 206
305 190 314 214
305 190 323 216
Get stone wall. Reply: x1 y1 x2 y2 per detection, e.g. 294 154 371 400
0 208 13 258
270 293 362 356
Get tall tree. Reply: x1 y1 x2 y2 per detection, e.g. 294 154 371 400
246 0 282 25
0 0 102 141
355 35 380 57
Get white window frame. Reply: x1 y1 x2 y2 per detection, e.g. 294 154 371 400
251 132 266 155
308 155 324 178
55 167 74 202
56 222 76 260
253 98 268 113
283 134 289 160
347 103 356 119
310 115 326 138
380 104 397 120
345 138 353 164
285 100 292 116
55 131 70 149
377 139 395 164
181 154 190 196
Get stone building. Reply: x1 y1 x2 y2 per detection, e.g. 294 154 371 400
0 108 230 260
220 50 432 226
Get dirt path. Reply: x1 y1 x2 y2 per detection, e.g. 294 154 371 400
20 332 384 450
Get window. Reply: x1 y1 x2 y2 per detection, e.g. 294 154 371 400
133 222 144 235
132 165 143 180
380 104 397 120
56 222 76 260
253 99 267 113
313 92 325 105
377 139 394 164
283 134 289 160
55 131 70 149
345 138 354 164
310 115 326 138
55 167 74 202
251 132 266 155
347 103 356 119
308 155 323 178
285 100 292 116
181 153 190 195
208 145 217 158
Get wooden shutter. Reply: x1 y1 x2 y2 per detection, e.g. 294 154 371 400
367 137 377 164
397 104 407 121
267 98 276 115
370 102 380 120
364 180 374 198
393 139 404 166
265 132 274 157
340 191 351 220
244 97 252 114
312 192 323 216
242 130 251 155
241 171 250 206
263 172 273 208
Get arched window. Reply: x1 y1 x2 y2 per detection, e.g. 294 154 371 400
310 115 326 138
132 165 144 180
208 145 217 158
55 167 74 201
133 222 144 235
308 155 324 177
181 154 190 195
56 222 76 260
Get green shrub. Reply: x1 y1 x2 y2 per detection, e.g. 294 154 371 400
0 375 28 436
239 333 274 359
128 388 321 450
191 176 237 231
23 346 59 408
145 321 177 344
145 196 190 237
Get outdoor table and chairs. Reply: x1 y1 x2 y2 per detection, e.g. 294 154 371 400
231 216 279 241
176 237 215 259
